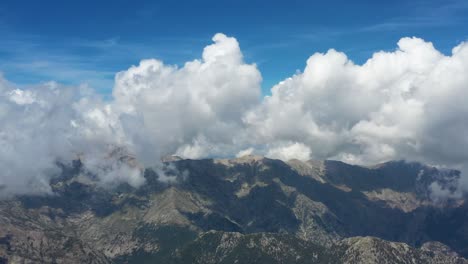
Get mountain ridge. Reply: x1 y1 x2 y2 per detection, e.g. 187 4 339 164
0 156 467 263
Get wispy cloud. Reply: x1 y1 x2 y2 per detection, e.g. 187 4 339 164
0 27 207 93
360 0 468 33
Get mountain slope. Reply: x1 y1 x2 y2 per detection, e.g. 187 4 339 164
0 156 467 263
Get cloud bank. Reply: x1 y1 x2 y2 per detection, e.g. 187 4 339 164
1 33 468 198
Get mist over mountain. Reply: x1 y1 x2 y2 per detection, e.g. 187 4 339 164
1 33 468 201
1 156 467 263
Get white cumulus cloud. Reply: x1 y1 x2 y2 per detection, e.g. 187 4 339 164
1 34 468 199
111 33 261 164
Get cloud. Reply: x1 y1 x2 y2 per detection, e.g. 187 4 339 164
0 79 82 196
0 33 262 196
111 33 261 164
245 37 468 198
1 33 468 199
246 38 468 163
266 142 312 161
236 147 255 158
0 78 140 197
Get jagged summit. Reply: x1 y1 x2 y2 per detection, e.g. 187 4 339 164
214 154 268 166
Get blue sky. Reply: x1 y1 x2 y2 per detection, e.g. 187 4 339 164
0 0 467 95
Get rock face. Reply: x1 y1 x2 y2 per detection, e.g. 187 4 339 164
175 233 466 264
0 156 467 263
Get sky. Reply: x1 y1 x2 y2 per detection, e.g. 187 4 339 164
1 0 468 94
1 0 468 199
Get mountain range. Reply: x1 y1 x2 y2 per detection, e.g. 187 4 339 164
1 155 467 263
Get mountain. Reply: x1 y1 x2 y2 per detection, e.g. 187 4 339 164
0 156 467 263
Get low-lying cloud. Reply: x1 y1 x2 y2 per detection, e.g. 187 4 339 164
0 33 468 198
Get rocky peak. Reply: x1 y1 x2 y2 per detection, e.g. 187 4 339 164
214 154 267 166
